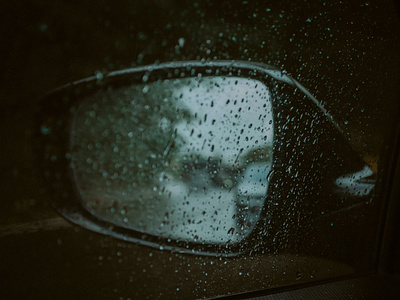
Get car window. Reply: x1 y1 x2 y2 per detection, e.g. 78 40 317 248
1 1 400 299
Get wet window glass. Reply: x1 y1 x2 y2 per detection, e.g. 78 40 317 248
1 0 399 299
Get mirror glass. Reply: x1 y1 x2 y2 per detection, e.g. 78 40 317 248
70 76 274 244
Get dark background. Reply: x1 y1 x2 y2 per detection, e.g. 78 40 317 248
0 1 399 299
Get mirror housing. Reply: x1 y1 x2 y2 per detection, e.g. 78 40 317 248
38 61 373 256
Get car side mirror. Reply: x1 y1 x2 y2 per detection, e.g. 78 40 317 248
38 61 373 256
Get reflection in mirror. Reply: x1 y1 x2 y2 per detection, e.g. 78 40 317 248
70 76 274 244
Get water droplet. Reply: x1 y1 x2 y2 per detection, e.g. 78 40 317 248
142 85 149 93
296 271 302 280
178 38 185 48
40 125 51 135
95 71 103 80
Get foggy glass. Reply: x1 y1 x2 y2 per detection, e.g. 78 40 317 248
70 76 274 244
